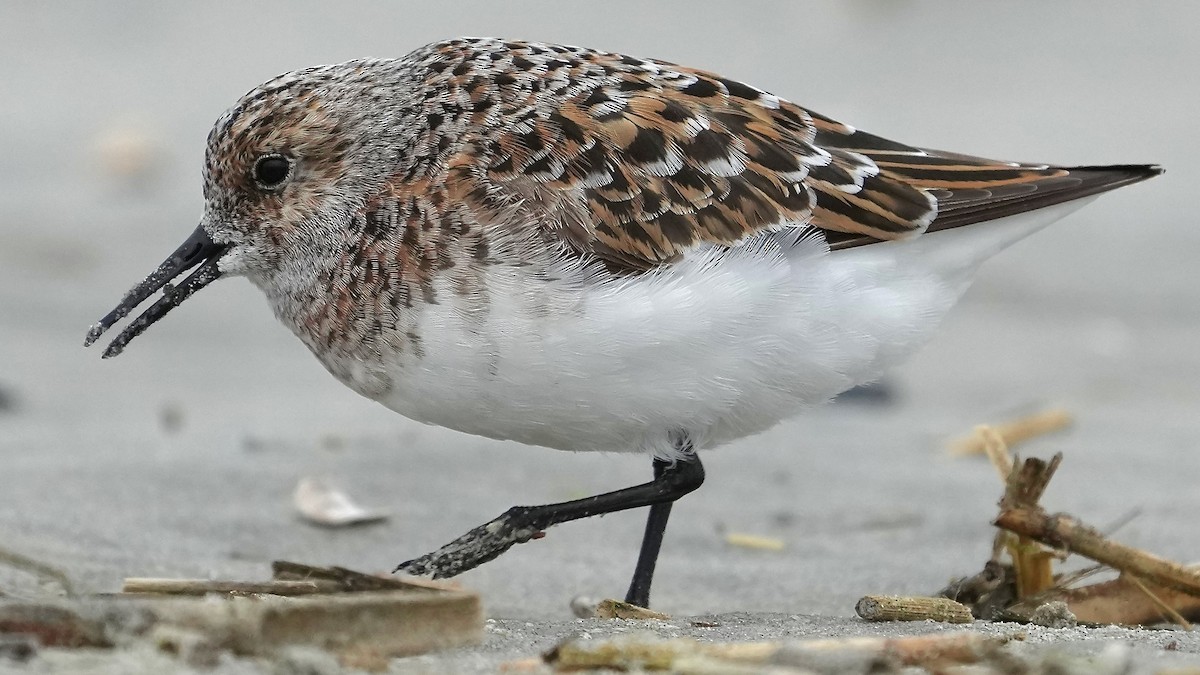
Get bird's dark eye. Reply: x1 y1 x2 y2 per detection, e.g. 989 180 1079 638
253 154 292 189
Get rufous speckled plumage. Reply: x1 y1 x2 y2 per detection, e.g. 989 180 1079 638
86 37 1161 608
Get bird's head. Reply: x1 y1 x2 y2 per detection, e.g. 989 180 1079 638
84 59 424 357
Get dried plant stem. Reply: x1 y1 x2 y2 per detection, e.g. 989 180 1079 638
855 595 973 623
1127 574 1194 630
950 409 1072 457
546 631 1018 671
995 508 1200 599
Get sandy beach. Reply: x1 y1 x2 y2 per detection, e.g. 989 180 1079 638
2 2 1199 671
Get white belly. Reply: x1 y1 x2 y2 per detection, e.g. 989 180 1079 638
348 200 1091 460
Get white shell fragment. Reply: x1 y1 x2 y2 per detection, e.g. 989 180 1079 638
293 477 389 527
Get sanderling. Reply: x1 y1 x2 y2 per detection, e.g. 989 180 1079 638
85 38 1160 608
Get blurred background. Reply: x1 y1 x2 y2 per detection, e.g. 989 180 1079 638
1 1 1197 618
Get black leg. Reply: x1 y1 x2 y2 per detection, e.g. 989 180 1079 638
395 452 705 591
624 458 677 607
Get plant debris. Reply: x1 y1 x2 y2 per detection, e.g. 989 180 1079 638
545 630 1022 673
594 599 670 620
724 532 786 551
938 424 1200 628
855 595 973 623
948 409 1072 457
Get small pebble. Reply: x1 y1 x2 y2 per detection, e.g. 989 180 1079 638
570 595 599 619
1029 600 1077 629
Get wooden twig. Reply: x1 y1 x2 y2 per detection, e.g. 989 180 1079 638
121 578 340 596
995 508 1200 599
979 425 1014 482
1001 454 1062 511
855 595 973 623
998 455 1064 599
950 409 1072 457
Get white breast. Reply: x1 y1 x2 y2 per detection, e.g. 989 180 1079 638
349 199 1093 460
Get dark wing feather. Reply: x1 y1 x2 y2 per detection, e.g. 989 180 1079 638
807 116 1161 249
425 40 1159 269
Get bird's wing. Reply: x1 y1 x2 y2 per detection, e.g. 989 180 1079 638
810 119 1161 250
435 42 1155 270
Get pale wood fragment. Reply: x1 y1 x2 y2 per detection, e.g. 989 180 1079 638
1 564 485 659
724 532 786 551
150 590 480 657
720 533 787 550
546 631 1019 671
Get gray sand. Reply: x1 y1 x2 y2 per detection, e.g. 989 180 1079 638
2 2 1199 672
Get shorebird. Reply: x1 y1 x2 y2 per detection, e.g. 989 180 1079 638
85 38 1160 608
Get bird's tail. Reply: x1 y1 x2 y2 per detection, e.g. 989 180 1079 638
819 141 1161 251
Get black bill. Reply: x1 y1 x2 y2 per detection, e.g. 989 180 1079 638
84 226 230 358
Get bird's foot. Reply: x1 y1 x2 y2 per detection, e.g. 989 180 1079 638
394 506 544 578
